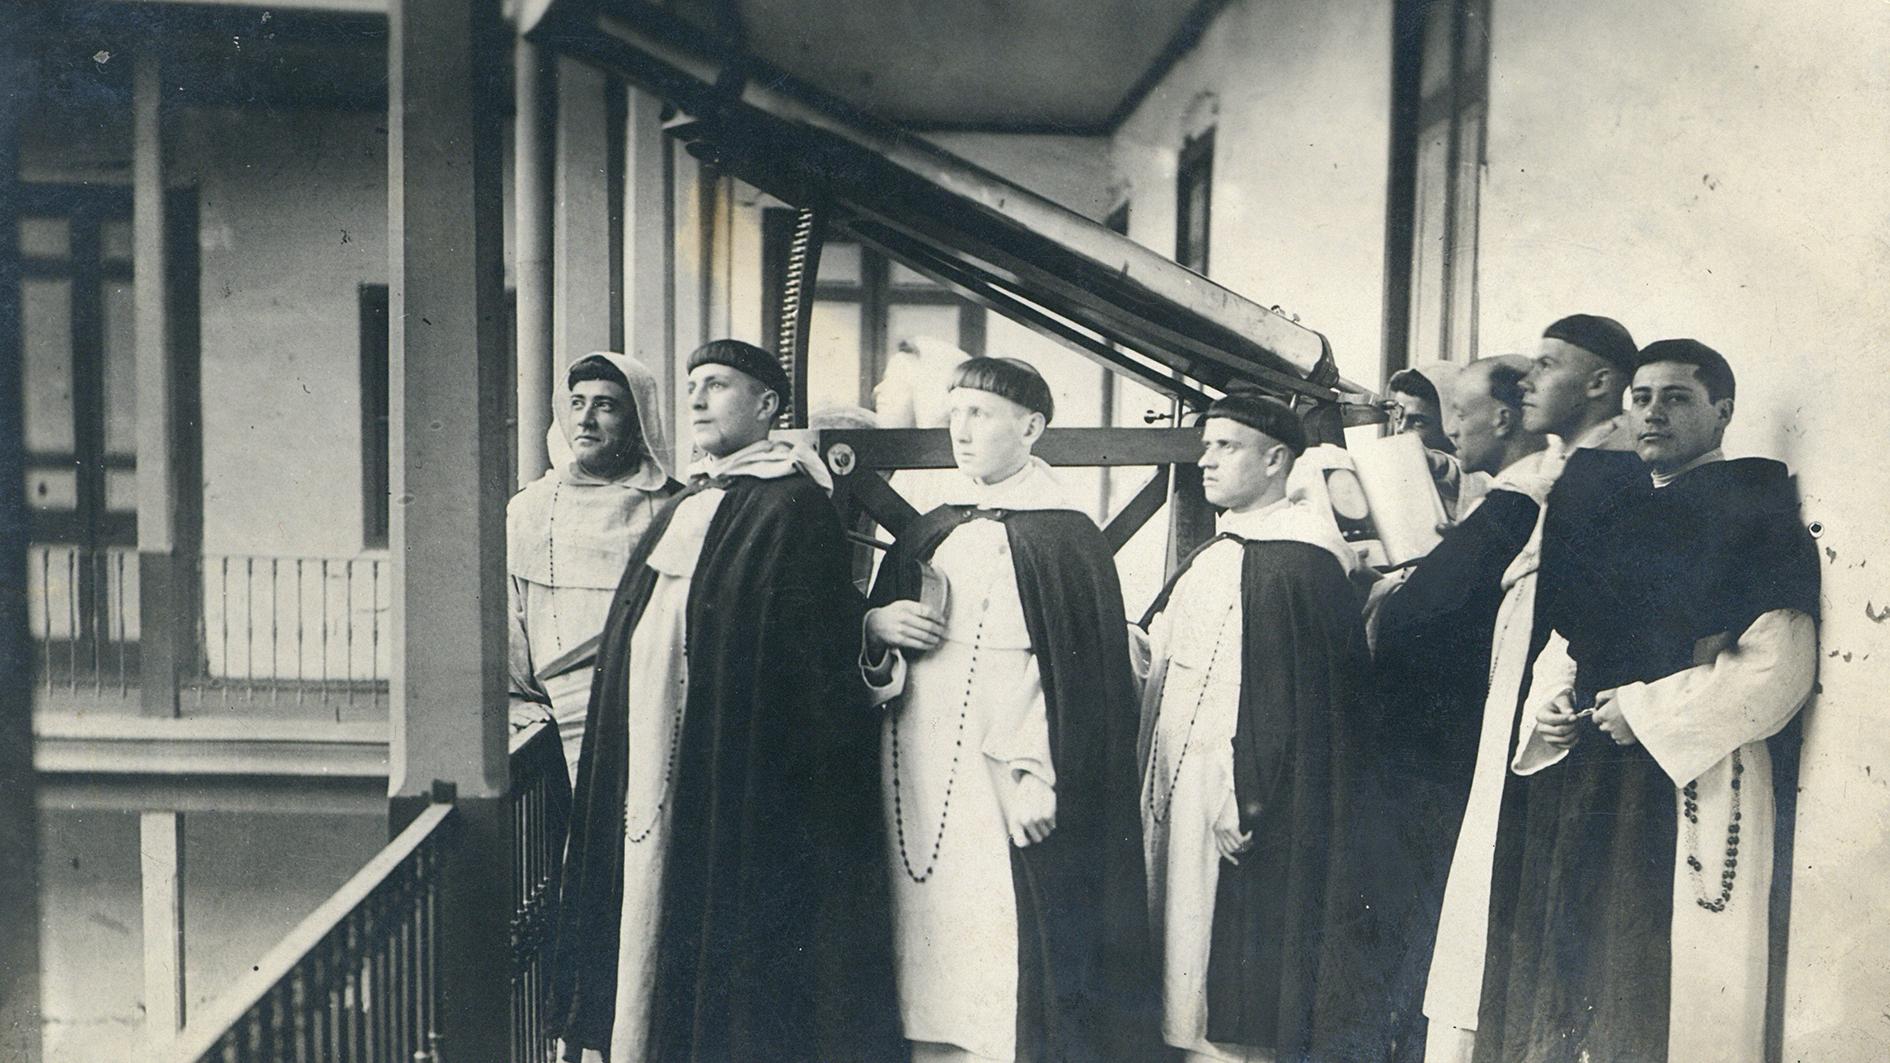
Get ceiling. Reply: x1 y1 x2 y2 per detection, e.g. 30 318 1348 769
661 0 1225 133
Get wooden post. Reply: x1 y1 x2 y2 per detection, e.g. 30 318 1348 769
514 40 556 487
622 87 675 433
139 811 186 1043
388 0 513 1058
0 10 44 1057
553 57 613 379
134 51 181 718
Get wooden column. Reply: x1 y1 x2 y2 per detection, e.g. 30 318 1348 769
0 9 44 1058
553 57 612 378
388 0 512 1057
622 88 674 423
139 811 186 1043
134 52 182 717
514 40 556 486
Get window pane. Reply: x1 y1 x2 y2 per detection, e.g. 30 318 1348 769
885 304 962 360
101 218 133 263
26 468 78 512
806 301 864 415
105 468 137 513
23 277 75 453
1407 123 1452 365
102 279 137 457
1419 0 1456 98
816 242 863 286
20 217 70 259
889 261 943 289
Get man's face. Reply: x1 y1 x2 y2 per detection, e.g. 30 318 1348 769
1628 362 1732 473
568 379 640 478
947 387 1040 484
1520 338 1613 438
1199 417 1287 512
687 364 775 458
1391 388 1453 454
1443 369 1508 476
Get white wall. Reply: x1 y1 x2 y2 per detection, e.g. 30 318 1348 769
1111 0 1393 389
175 107 389 561
1478 1 1890 1055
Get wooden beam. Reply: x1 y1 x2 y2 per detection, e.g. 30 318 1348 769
553 57 613 377
388 1 513 1060
134 51 182 718
0 8 44 1056
1103 467 1172 554
514 39 556 486
140 810 186 1043
816 427 1205 471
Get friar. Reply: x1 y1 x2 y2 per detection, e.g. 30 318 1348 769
547 339 904 1063
1135 392 1378 1063
506 351 680 782
1477 339 1818 1063
862 356 1159 1063
1418 314 1650 1063
1365 356 1550 1059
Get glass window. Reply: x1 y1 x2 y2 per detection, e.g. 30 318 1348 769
806 301 864 416
102 280 137 458
1176 130 1214 275
20 217 70 259
23 277 75 453
816 242 863 286
101 219 133 263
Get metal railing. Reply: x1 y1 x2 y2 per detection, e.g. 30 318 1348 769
168 719 573 1063
29 546 392 716
509 719 572 1063
188 553 392 716
167 802 453 1063
28 543 138 699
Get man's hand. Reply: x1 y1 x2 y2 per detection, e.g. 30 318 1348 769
1535 690 1583 750
1005 772 1057 847
865 601 946 653
1591 690 1638 747
1213 794 1254 866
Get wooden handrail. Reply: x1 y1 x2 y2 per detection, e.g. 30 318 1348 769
163 802 456 1063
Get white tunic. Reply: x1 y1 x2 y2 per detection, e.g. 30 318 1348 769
866 459 1069 1062
1502 450 1817 1063
1137 498 1353 1061
603 438 829 1063
1420 420 1624 1063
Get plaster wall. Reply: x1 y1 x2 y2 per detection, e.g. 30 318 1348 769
1479 2 1890 1054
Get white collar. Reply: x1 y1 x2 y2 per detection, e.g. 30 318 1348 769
935 456 1076 511
1651 448 1723 488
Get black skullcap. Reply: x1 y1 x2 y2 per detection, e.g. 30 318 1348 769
950 356 1056 423
687 339 793 415
1386 366 1441 408
567 353 630 392
1636 338 1736 402
1542 314 1638 375
1204 391 1307 456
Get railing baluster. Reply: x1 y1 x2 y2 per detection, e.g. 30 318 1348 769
320 559 331 718
40 548 52 696
371 559 382 711
296 558 306 707
271 557 280 706
90 549 103 694
221 556 231 708
246 556 256 698
345 558 356 714
117 550 128 696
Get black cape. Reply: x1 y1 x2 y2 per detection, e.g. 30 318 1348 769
1474 457 1819 1063
1367 487 1541 1059
1141 536 1379 1061
548 472 905 1063
871 505 1161 1063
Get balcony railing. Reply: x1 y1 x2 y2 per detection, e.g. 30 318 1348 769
167 719 572 1063
29 545 391 717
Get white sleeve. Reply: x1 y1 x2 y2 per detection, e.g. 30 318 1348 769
1512 630 1576 775
860 615 908 708
983 654 1056 788
1614 609 1816 787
